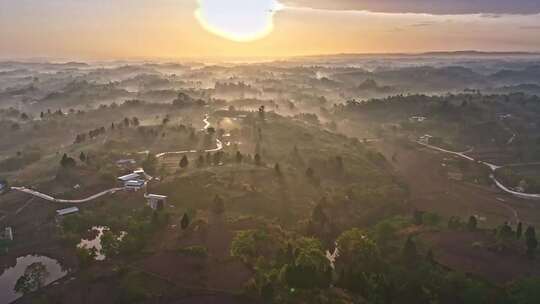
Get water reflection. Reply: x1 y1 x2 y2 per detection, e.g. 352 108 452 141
0 255 67 304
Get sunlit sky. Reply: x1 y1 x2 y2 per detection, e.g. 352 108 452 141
1 0 540 60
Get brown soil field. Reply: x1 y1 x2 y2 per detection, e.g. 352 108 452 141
136 215 255 293
420 230 540 285
375 139 540 228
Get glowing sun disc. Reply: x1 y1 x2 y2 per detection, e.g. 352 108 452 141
195 0 283 42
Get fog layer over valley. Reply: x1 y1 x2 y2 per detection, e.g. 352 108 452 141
2 54 540 304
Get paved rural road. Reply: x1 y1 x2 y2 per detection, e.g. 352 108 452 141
9 114 222 204
11 186 127 204
156 114 223 158
417 141 540 200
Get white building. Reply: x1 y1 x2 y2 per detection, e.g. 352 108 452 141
117 169 151 190
1 227 13 241
409 116 427 123
125 179 146 191
0 180 8 194
117 172 142 183
56 207 80 216
419 134 433 144
144 194 167 210
116 159 136 166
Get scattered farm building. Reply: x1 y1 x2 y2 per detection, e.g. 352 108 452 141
56 207 80 216
117 172 142 183
116 159 137 169
145 194 167 210
125 180 146 191
1 227 13 241
409 116 427 123
0 180 8 194
419 134 443 145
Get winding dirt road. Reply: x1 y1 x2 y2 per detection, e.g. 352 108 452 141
10 114 223 204
417 141 540 200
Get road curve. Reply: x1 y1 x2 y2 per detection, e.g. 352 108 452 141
9 114 222 204
155 114 223 158
416 141 540 200
11 186 127 204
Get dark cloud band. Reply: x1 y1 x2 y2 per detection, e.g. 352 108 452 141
283 0 540 15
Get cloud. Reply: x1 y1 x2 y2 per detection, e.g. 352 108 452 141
195 0 282 42
283 0 540 15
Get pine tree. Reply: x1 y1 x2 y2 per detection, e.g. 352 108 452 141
402 236 418 264
426 249 435 265
274 163 282 176
181 213 190 230
517 222 523 239
526 226 538 258
179 155 189 169
335 156 344 174
306 167 314 179
413 210 424 225
197 155 205 168
235 151 243 164
312 198 328 225
254 154 262 166
79 152 86 162
212 195 225 215
61 154 68 167
60 154 76 168
258 105 265 120
467 215 478 231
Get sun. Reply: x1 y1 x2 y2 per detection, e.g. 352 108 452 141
195 0 283 42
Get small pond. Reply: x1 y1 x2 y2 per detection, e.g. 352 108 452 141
0 255 67 304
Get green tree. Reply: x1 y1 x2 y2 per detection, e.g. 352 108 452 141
498 223 514 240
181 213 190 230
274 163 281 176
14 262 50 294
413 209 424 225
336 228 382 295
254 153 262 166
282 237 331 289
312 199 328 225
335 155 344 174
258 105 266 120
60 154 76 168
402 236 418 264
305 167 314 179
142 153 158 175
101 230 122 257
76 247 97 268
517 222 523 240
196 155 205 168
510 277 540 304
526 226 538 259
467 215 478 231
212 195 225 215
179 155 189 169
235 151 243 164
79 151 86 162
